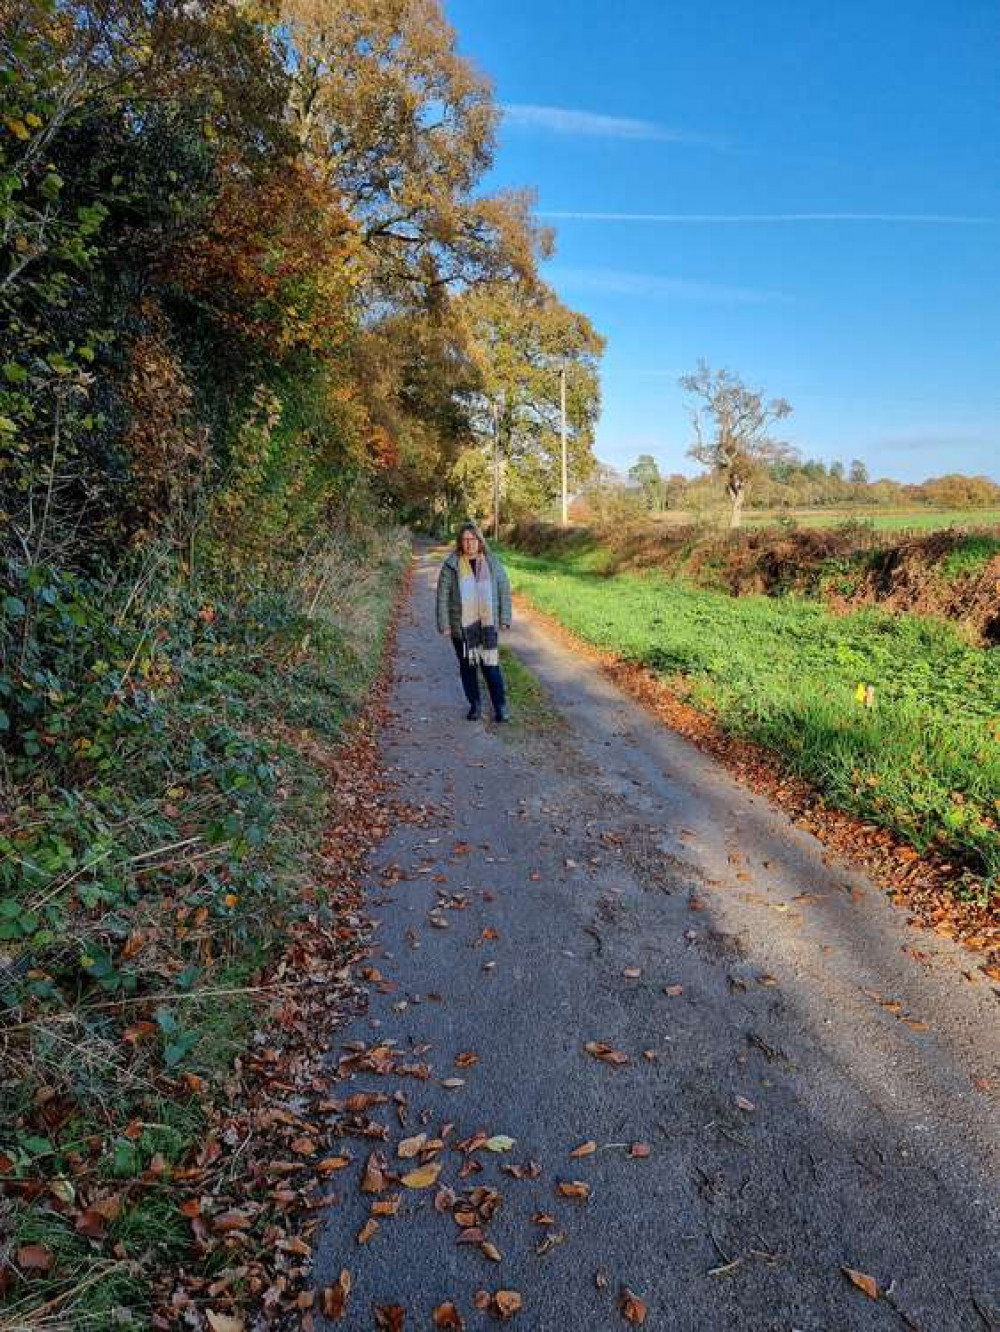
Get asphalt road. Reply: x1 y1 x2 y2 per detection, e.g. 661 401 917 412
313 546 999 1331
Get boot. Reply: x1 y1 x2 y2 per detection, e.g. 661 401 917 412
466 703 482 720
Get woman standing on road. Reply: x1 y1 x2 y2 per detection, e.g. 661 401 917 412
436 522 512 722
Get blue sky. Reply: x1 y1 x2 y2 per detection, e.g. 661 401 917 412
446 0 1000 483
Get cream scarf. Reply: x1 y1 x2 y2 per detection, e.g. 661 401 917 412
457 554 499 666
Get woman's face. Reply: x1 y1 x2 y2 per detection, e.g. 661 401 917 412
460 531 481 557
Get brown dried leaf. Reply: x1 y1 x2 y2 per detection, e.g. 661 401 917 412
434 1186 457 1213
357 1219 379 1245
621 1288 648 1324
556 1180 591 1200
371 1193 402 1217
432 1302 465 1329
843 1266 879 1299
17 1244 53 1272
321 1270 352 1319
361 1152 389 1194
481 1240 502 1262
570 1140 597 1159
584 1041 629 1067
206 1315 245 1332
397 1133 427 1159
317 1154 352 1173
373 1305 406 1331
493 1290 523 1318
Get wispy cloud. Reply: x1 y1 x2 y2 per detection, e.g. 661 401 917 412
541 210 994 224
502 104 722 146
870 427 993 453
549 265 792 306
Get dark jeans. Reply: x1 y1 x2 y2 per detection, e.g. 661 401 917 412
451 637 506 714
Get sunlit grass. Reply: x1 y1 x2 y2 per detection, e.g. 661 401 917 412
501 545 1000 891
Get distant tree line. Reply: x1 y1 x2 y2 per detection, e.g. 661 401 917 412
620 457 1000 519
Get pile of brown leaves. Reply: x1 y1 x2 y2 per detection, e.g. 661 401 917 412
144 574 421 1328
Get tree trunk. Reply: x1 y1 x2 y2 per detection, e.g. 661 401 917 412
728 484 745 529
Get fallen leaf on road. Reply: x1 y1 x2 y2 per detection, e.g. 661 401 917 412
629 1142 651 1158
621 1289 648 1324
441 1078 465 1090
321 1270 351 1319
842 1267 879 1299
357 1219 379 1244
570 1141 597 1159
735 1095 755 1113
584 1041 629 1067
493 1289 523 1318
374 1306 406 1331
206 1315 244 1332
432 1302 465 1329
455 1051 479 1067
371 1193 401 1217
663 984 683 997
317 1155 352 1173
481 1240 502 1261
623 967 642 979
361 1152 390 1193
595 1271 609 1289
345 1091 389 1113
536 1231 566 1257
485 1135 515 1153
397 1134 427 1158
401 1162 442 1189
557 1180 591 1200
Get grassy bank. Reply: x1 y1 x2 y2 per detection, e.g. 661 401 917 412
501 545 999 896
0 529 409 1326
743 507 1000 531
509 520 1000 645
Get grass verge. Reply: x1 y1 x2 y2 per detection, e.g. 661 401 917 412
0 528 410 1328
498 647 561 736
500 545 999 906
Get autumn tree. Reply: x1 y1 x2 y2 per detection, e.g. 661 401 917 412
849 458 870 486
629 455 665 511
459 281 604 529
681 361 793 528
278 0 545 306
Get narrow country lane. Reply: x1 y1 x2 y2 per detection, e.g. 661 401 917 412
312 547 999 1331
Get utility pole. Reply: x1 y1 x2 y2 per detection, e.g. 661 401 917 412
560 363 568 527
492 397 501 540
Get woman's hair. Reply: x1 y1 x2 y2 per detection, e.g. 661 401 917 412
455 522 486 557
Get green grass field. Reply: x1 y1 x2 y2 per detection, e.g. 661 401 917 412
502 546 1000 895
743 507 1000 531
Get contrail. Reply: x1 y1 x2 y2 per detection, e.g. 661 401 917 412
540 211 993 224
